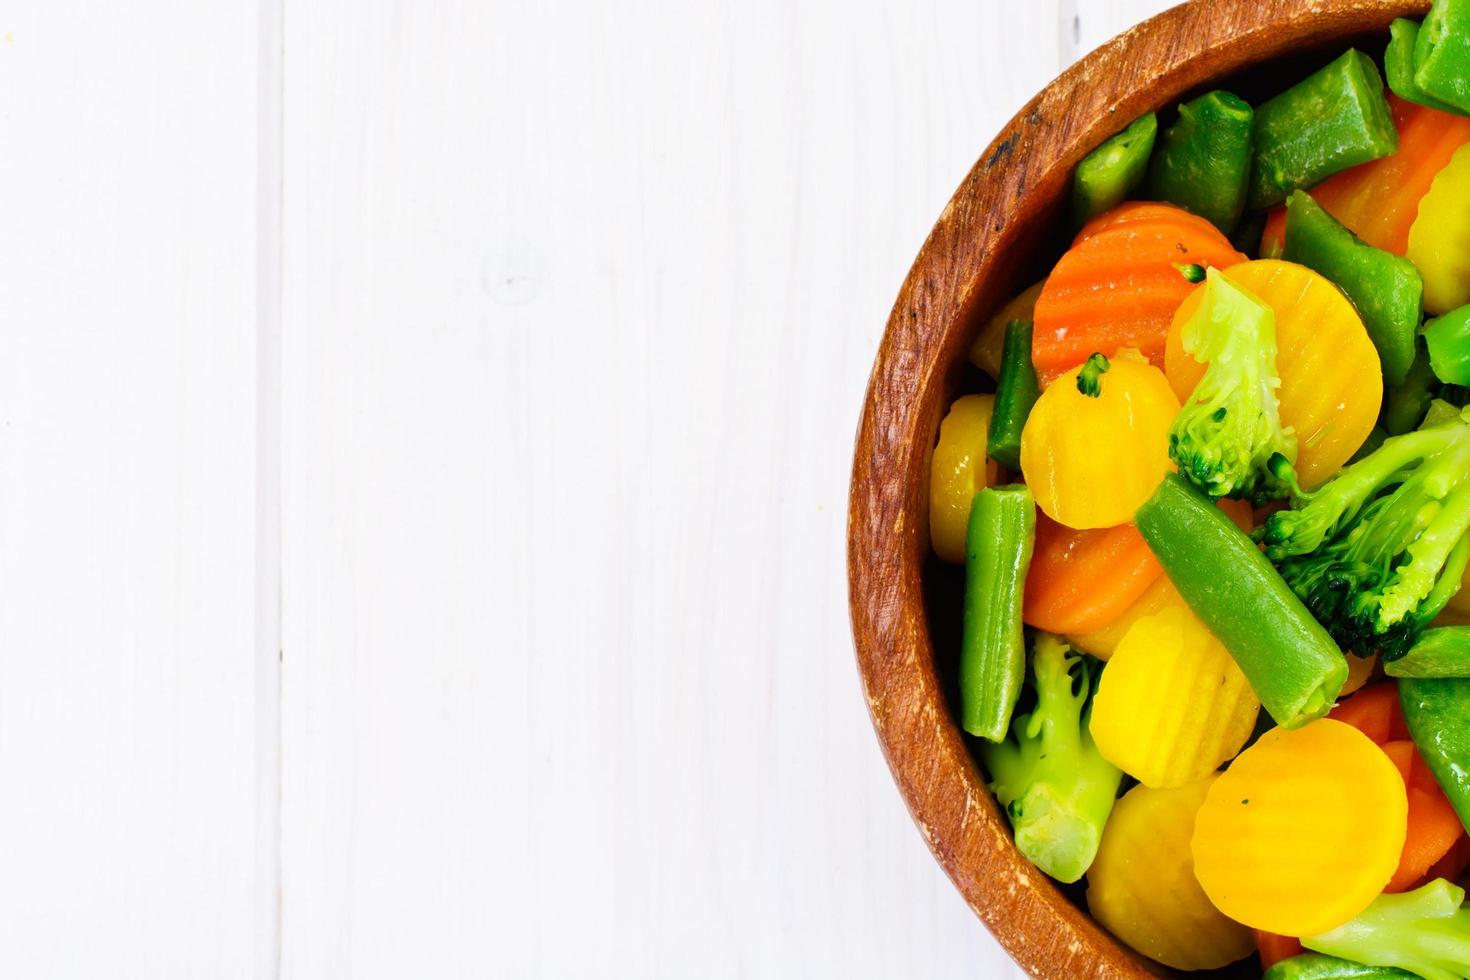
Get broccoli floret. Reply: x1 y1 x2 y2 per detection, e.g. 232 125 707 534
978 634 1121 883
1168 268 1297 501
1259 407 1470 661
1302 878 1470 980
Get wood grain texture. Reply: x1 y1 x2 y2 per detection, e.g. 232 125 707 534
848 1 1429 978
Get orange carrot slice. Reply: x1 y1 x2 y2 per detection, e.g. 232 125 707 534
1023 517 1162 635
1380 740 1464 892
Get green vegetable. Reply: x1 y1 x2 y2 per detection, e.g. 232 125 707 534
1302 878 1470 980
1386 628 1470 678
1167 268 1295 501
1248 49 1399 210
960 485 1035 740
987 320 1040 471
1424 305 1470 387
1146 91 1254 233
1283 191 1423 385
1261 408 1470 661
1383 339 1441 436
1387 19 1467 114
1230 210 1267 257
1071 112 1157 225
1415 0 1470 114
1350 425 1389 463
1076 352 1109 397
1136 473 1347 728
978 634 1121 883
1425 397 1466 427
1400 680 1470 833
1264 952 1416 980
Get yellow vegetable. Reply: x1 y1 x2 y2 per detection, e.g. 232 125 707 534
1342 651 1377 696
1067 575 1185 661
1090 607 1259 787
929 394 1000 563
1019 356 1178 529
1407 143 1470 315
1166 260 1382 489
969 281 1045 378
1087 778 1254 971
1192 719 1408 936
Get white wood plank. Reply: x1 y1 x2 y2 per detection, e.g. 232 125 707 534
1072 0 1181 60
0 2 266 977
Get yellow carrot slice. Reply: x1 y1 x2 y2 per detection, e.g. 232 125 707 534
1192 719 1408 936
1087 777 1255 971
929 394 1000 563
1407 143 1470 316
1067 574 1184 660
969 281 1045 379
1090 607 1260 787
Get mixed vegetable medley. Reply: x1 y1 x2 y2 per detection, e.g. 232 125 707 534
932 3 1470 976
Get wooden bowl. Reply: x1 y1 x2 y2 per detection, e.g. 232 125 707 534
847 1 1430 976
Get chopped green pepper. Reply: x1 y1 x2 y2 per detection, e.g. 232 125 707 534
1415 0 1470 113
987 320 1039 471
1399 677 1470 833
1387 628 1470 678
1135 474 1348 728
1071 112 1157 225
1424 305 1470 387
1283 191 1423 385
1387 18 1467 114
960 485 1035 740
1147 90 1254 233
1248 49 1398 210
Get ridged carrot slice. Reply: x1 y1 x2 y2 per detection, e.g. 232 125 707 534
1192 719 1408 936
1090 607 1260 788
1032 202 1245 384
1023 517 1161 636
1086 778 1255 971
1166 260 1383 489
1379 739 1464 892
1406 142 1470 315
1259 95 1470 257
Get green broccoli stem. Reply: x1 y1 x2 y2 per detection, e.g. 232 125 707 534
978 634 1121 884
1303 879 1470 980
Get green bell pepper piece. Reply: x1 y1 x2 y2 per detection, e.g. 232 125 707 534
987 320 1040 471
1387 628 1470 678
1388 18 1468 114
1070 112 1157 225
1425 305 1470 387
1282 191 1423 385
1415 0 1470 113
1400 677 1470 833
1146 91 1254 233
960 485 1035 740
1248 49 1398 210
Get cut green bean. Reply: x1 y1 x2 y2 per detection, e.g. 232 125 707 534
1424 305 1470 387
1386 627 1470 677
1264 952 1417 980
1135 474 1347 728
960 485 1035 741
1248 49 1398 210
1415 0 1470 113
1399 677 1470 832
1147 90 1254 233
987 320 1039 471
1071 112 1157 225
1387 18 1467 114
1283 191 1423 385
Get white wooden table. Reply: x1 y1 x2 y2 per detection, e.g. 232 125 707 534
0 0 1174 975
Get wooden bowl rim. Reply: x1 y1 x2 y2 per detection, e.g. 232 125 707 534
847 1 1429 976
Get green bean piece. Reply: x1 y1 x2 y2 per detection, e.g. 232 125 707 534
987 320 1039 471
1264 952 1417 980
960 485 1035 741
1399 677 1470 832
1415 0 1470 113
1135 474 1347 728
1424 305 1470 387
1282 191 1423 385
1248 49 1398 210
1387 628 1470 678
1147 91 1254 233
1070 112 1157 226
1387 18 1467 114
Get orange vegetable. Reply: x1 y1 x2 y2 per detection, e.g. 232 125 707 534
1329 681 1411 745
1342 652 1378 697
1191 719 1407 936
1380 739 1464 892
1166 260 1383 489
1427 835 1470 886
1019 357 1179 528
1023 517 1161 636
1032 202 1245 384
1260 96 1470 257
1254 932 1304 971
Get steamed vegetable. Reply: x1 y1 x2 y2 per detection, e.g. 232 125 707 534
960 485 1035 740
970 280 1045 378
1147 91 1254 233
1166 268 1295 501
1302 878 1470 980
1399 677 1470 834
1166 259 1383 488
1136 474 1348 728
1424 305 1470 387
1378 740 1465 892
1085 777 1254 970
929 394 1000 563
1031 202 1245 382
1414 0 1470 113
1259 407 1470 662
1382 340 1439 436
1387 19 1464 114
1282 191 1423 386
1090 607 1259 787
1248 49 1398 210
1264 954 1415 980
1386 627 1470 677
987 320 1039 471
1071 112 1157 225
1406 143 1470 316
1023 516 1162 636
1191 719 1408 936
1019 354 1178 528
979 634 1122 882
